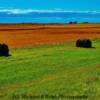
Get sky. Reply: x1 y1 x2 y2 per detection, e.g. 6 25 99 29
0 0 100 12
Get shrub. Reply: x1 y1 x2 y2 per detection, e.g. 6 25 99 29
0 43 9 57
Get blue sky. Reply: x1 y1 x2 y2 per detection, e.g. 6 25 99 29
0 0 100 11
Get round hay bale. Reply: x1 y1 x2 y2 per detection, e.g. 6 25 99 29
76 39 92 48
0 43 9 57
76 39 81 47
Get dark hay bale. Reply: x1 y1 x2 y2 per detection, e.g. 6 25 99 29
76 39 81 47
76 39 92 48
0 43 9 57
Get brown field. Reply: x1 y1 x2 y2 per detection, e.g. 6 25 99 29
0 23 100 48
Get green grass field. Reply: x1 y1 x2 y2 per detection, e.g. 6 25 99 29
0 39 100 100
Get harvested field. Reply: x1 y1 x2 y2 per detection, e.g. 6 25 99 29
0 24 100 48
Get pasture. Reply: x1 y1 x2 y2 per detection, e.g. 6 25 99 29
0 39 100 100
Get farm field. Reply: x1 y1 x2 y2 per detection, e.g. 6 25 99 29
0 39 100 100
0 24 100 100
0 24 100 48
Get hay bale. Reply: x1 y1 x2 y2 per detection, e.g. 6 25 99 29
76 39 92 48
0 43 9 57
76 39 81 47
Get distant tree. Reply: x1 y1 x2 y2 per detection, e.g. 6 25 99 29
82 22 89 24
69 21 73 24
69 21 77 24
73 21 77 24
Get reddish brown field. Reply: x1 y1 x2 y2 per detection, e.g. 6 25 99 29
0 24 100 48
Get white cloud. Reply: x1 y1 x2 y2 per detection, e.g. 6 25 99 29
0 8 100 14
0 9 33 14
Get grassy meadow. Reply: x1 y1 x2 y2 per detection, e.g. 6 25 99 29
0 39 100 100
